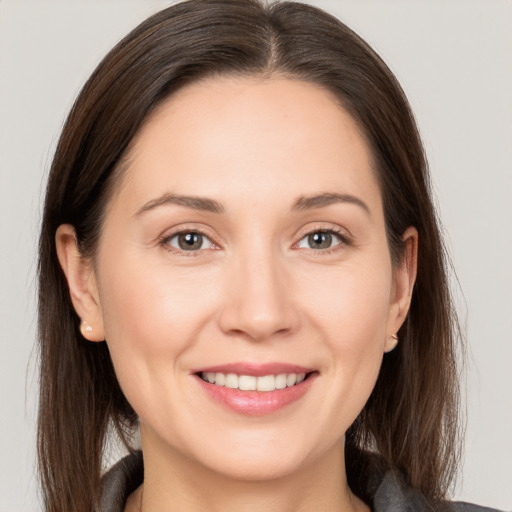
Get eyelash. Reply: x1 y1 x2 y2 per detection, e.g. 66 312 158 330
158 226 351 257
159 228 215 257
295 226 351 255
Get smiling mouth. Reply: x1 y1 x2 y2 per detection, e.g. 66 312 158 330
198 371 312 392
195 366 318 415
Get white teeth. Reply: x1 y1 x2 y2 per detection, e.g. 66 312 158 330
286 373 297 387
224 373 238 389
275 374 287 389
200 371 309 392
257 375 275 391
238 375 257 391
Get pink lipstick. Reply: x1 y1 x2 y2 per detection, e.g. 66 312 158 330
192 363 317 416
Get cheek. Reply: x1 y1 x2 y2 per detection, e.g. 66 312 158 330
100 255 216 346
97 237 392 435
297 261 392 422
96 255 221 404
300 259 392 346
326 269 391 389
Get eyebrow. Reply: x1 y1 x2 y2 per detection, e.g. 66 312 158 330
292 192 370 215
135 193 225 216
134 191 370 217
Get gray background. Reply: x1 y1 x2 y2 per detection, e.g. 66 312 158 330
1 1 511 510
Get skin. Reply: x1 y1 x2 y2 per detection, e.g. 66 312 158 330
57 76 417 512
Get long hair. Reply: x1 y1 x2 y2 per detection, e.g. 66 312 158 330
38 1 461 510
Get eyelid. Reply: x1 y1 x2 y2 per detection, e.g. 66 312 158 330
292 223 353 252
157 222 352 256
158 224 221 255
294 222 352 240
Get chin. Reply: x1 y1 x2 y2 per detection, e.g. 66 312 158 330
199 451 309 482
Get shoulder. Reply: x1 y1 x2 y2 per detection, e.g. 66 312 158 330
450 503 504 512
372 471 504 512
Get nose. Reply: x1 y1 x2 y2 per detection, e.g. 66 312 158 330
217 249 300 342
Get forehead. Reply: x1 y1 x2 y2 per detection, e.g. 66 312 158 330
111 76 381 215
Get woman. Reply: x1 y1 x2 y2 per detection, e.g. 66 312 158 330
37 1 501 511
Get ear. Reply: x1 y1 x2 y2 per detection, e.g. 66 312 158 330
385 226 418 352
55 224 105 342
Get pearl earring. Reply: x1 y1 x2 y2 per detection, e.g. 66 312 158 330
81 321 93 333
385 333 399 353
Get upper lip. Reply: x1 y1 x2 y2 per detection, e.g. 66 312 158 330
192 362 315 377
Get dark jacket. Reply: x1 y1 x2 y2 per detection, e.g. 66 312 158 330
100 451 502 512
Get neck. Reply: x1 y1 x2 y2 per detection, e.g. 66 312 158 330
136 429 368 512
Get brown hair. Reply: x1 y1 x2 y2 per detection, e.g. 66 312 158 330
38 0 461 510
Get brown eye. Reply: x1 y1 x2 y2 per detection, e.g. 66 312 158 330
167 232 213 251
308 232 332 249
298 230 343 250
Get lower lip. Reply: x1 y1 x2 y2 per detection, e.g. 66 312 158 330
195 373 317 416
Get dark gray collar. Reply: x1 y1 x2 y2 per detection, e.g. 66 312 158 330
100 451 500 512
101 451 144 512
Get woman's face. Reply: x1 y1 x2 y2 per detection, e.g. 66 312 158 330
62 77 416 480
